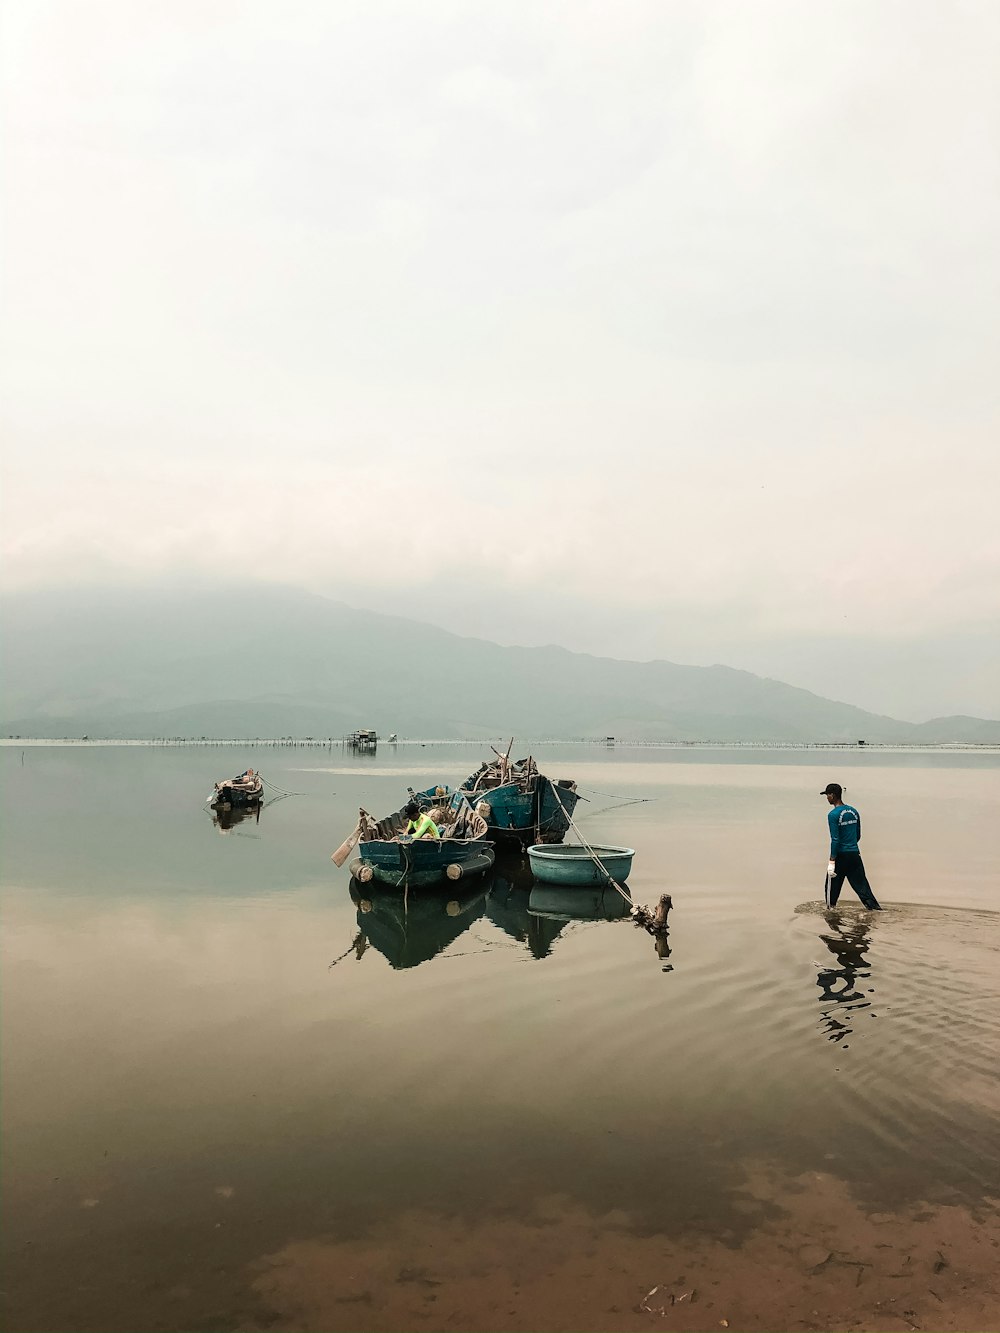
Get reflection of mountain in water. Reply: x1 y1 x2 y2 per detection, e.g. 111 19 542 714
349 880 487 969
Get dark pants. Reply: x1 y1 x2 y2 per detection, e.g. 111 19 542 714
825 852 881 910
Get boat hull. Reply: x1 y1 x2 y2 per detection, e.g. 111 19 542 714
351 838 495 888
463 777 581 847
527 843 635 887
211 781 263 809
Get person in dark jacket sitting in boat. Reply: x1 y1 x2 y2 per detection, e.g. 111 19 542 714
402 800 440 841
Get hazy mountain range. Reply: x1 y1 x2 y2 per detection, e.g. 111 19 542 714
2 585 998 744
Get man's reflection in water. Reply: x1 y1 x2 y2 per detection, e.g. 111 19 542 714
816 910 874 1042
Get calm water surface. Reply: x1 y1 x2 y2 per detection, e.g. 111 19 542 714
2 743 999 1332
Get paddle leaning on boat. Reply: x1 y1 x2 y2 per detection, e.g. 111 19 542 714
332 788 495 888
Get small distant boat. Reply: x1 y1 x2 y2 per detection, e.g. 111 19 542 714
527 842 635 887
348 791 495 888
416 743 581 848
209 769 263 809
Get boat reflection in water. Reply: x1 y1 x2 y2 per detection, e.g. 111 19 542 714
348 879 488 970
208 802 262 834
525 879 674 971
485 853 565 959
343 853 639 970
815 909 875 1043
527 885 631 923
488 854 638 959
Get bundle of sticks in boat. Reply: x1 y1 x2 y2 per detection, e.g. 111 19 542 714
471 740 538 790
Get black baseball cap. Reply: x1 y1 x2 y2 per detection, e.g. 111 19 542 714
820 782 843 798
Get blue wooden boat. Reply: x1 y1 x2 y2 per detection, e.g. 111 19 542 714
415 751 580 848
526 842 635 887
349 790 494 888
209 768 263 809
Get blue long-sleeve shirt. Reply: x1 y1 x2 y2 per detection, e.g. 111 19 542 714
828 803 862 857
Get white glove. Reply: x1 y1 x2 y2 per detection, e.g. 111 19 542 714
827 860 837 877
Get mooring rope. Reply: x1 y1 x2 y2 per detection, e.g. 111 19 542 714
549 783 673 938
260 776 309 799
547 783 634 907
578 785 656 804
580 796 652 820
328 930 367 969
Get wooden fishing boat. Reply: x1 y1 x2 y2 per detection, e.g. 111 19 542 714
526 842 635 887
209 769 263 809
413 745 581 848
347 790 494 888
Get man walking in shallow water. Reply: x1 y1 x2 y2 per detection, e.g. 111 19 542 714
821 782 882 910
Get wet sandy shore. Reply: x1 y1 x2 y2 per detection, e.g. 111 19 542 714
242 1170 1000 1333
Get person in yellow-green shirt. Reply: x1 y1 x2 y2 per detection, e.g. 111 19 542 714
403 800 440 840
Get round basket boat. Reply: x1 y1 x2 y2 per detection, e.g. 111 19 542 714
527 842 635 887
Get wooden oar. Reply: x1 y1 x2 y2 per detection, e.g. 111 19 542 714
331 821 362 867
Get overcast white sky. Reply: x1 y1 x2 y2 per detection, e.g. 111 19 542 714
3 0 998 720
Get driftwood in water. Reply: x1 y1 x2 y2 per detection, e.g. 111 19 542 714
632 893 673 934
632 893 673 962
